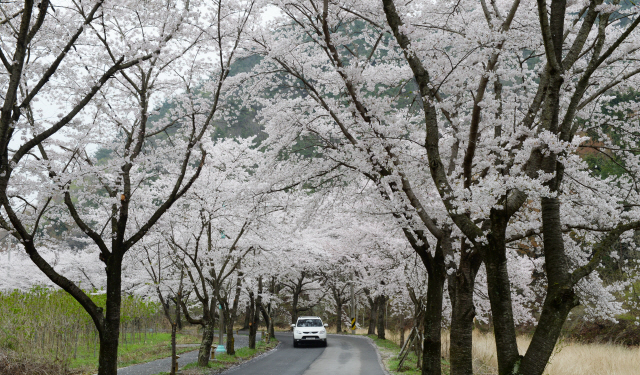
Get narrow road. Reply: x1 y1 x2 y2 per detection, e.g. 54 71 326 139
221 333 387 375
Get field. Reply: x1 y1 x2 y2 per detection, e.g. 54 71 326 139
468 331 640 375
0 287 201 374
3 287 639 375
369 328 640 375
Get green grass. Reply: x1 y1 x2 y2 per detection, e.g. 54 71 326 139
178 360 228 374
365 334 450 375
156 339 279 375
68 332 201 373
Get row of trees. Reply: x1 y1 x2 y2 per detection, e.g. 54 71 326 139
2 0 640 375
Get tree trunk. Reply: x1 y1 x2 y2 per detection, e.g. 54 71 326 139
255 277 270 344
225 310 235 355
336 299 343 333
368 297 377 335
268 311 275 340
399 314 405 348
170 322 177 375
519 196 578 375
242 303 250 330
97 255 123 375
422 267 445 375
226 270 243 355
97 320 120 375
269 319 276 338
376 296 386 340
291 290 299 325
175 298 182 331
485 209 520 375
516 9 569 368
180 295 213 367
266 277 276 340
258 302 272 342
448 244 482 375
519 286 576 375
249 287 261 349
197 320 215 367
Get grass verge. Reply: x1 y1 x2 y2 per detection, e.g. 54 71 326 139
68 332 201 374
155 339 279 375
366 334 450 375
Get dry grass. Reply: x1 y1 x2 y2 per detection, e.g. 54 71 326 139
368 328 640 375
465 331 640 375
539 340 640 375
0 349 84 375
465 331 531 374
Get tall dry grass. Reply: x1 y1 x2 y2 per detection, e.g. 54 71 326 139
465 331 531 374
469 331 640 375
376 328 640 375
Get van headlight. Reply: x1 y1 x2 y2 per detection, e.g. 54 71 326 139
295 329 301 334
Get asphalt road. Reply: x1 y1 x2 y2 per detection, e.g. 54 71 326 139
221 333 387 375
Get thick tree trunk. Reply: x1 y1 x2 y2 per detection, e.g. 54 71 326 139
448 244 482 375
197 320 215 367
422 264 445 375
180 294 214 367
367 297 377 335
291 291 299 324
258 302 272 341
269 312 275 339
97 320 120 375
226 270 244 355
520 286 576 375
515 2 572 364
225 311 235 355
485 209 520 375
519 196 578 375
242 304 250 330
375 295 386 340
97 255 123 375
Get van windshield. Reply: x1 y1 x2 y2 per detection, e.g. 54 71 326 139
297 319 323 327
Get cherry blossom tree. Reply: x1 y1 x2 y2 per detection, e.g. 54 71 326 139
278 255 326 324
380 0 640 373
246 1 640 374
145 135 300 359
0 0 261 373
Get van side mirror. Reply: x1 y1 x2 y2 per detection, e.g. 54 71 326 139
324 323 328 327
291 324 296 328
